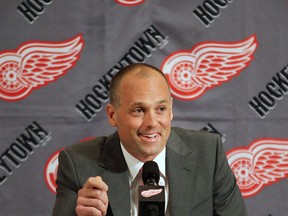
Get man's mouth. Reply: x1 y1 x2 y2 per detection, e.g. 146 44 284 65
138 133 158 140
140 133 158 138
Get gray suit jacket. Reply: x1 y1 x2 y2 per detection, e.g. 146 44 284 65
52 127 247 216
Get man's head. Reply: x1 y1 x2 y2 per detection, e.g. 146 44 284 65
106 63 173 162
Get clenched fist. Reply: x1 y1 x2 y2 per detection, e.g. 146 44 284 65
76 176 109 216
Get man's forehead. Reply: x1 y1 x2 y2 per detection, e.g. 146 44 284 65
130 99 170 106
121 69 168 87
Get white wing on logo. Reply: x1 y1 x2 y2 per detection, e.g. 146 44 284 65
250 140 288 184
16 35 83 88
191 35 257 87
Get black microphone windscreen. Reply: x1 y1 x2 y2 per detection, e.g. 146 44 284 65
142 161 160 185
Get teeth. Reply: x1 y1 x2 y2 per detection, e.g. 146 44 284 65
142 134 157 138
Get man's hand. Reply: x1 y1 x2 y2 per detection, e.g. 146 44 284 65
76 176 109 216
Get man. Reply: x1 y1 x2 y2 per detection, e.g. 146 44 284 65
52 63 247 216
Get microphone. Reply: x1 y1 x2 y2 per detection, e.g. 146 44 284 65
138 161 165 216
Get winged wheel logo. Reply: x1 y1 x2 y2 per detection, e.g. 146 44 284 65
0 34 84 101
227 139 288 198
161 35 258 100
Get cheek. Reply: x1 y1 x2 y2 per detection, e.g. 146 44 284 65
161 115 172 127
119 117 142 131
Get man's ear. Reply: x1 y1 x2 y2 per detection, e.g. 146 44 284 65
106 104 117 127
170 96 174 120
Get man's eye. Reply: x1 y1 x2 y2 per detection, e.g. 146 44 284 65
134 108 144 113
158 106 166 112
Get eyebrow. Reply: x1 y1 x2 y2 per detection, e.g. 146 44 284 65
130 99 169 108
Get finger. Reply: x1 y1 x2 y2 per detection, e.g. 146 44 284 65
83 176 108 191
77 196 107 213
78 188 108 204
75 205 104 216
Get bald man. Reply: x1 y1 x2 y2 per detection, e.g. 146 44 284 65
53 63 247 216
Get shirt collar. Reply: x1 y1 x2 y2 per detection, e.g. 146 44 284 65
120 143 166 182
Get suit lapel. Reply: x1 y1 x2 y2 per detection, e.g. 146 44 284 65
166 129 196 216
98 132 131 216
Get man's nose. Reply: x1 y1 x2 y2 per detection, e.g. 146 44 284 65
144 111 157 127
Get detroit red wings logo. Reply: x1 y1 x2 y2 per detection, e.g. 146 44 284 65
0 34 84 101
161 35 258 100
227 139 288 198
141 189 163 198
115 0 145 6
44 149 62 194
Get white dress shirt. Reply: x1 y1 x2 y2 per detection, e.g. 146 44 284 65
120 143 169 216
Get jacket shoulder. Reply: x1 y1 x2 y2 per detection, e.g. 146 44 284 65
171 127 220 143
66 136 108 154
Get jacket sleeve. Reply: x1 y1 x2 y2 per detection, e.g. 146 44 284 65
213 135 248 216
52 150 79 216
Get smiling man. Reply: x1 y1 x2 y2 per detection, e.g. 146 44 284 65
52 63 247 216
106 64 173 163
